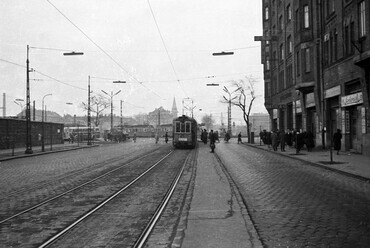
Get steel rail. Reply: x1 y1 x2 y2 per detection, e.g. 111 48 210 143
0 148 163 225
0 146 162 201
38 150 174 248
134 151 192 248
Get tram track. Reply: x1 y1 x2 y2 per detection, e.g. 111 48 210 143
0 146 163 224
0 148 194 247
0 146 162 200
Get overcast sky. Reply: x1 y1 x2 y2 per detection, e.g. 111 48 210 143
0 0 264 124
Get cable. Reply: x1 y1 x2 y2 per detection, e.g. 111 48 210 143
0 58 86 91
46 0 163 99
146 0 188 97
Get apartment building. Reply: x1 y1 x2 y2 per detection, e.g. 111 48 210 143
257 0 370 155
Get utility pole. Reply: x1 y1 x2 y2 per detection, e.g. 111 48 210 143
120 100 123 132
101 90 121 132
25 45 33 154
87 76 92 145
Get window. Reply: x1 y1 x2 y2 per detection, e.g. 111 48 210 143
280 43 284 61
296 50 301 76
287 4 292 22
330 32 333 63
326 0 335 16
279 15 283 32
333 29 338 61
266 56 270 71
175 122 180 132
305 48 311 72
304 5 310 28
185 122 191 133
359 1 366 37
287 64 293 87
287 35 292 54
265 6 269 20
295 9 300 32
345 25 350 55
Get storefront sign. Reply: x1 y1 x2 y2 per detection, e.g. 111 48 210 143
341 92 363 107
342 110 346 134
362 107 366 134
306 92 315 108
324 85 341 99
294 100 302 113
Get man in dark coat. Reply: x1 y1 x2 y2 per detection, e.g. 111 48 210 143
279 130 286 151
209 130 216 152
333 129 342 155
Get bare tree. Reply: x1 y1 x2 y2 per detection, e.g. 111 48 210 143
222 76 257 143
81 94 110 127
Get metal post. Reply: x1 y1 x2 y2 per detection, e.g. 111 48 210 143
25 45 33 154
120 100 123 132
87 76 92 145
42 94 52 152
111 91 113 131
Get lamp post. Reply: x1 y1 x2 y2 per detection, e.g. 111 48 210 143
41 94 52 152
101 90 121 132
222 87 238 135
25 45 83 154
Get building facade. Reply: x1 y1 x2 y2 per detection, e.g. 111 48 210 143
258 0 370 155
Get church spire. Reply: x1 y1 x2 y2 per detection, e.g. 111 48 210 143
171 97 178 118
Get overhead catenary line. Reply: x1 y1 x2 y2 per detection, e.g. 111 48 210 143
0 58 86 91
146 0 188 97
46 0 163 99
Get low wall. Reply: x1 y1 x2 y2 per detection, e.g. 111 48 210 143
0 118 64 149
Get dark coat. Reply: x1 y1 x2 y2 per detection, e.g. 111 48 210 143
333 131 342 151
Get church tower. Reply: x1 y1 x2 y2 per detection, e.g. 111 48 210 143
171 97 178 118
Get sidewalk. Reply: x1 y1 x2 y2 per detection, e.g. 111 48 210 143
245 140 370 182
181 145 263 248
0 142 98 162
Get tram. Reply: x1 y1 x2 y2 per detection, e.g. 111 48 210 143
172 115 197 149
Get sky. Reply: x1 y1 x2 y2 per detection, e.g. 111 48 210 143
0 0 265 125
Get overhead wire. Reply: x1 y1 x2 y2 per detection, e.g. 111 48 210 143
46 0 163 99
146 0 188 97
0 58 86 91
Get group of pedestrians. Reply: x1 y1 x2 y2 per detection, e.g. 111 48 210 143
260 129 315 153
260 128 343 154
200 129 219 145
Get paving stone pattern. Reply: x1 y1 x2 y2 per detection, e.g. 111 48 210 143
215 142 370 247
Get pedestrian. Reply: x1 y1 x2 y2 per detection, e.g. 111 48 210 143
296 130 304 154
133 132 137 142
333 129 342 155
305 130 315 152
203 129 208 144
215 131 219 143
209 129 216 153
286 129 293 147
165 131 169 143
271 131 278 151
224 131 230 142
237 132 242 144
279 130 286 151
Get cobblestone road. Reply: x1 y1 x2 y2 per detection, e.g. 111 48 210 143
215 141 370 247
